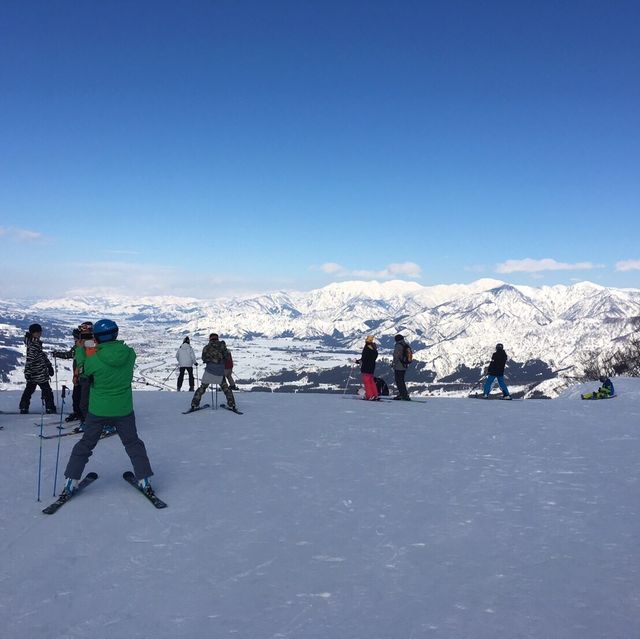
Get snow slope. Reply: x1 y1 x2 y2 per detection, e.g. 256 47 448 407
1 382 640 638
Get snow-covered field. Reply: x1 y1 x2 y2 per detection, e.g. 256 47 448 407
1 380 640 638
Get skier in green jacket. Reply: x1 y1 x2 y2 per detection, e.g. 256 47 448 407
61 319 157 500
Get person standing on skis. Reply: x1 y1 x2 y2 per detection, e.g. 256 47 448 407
176 336 197 392
356 336 379 400
61 319 157 499
221 341 238 390
19 323 57 414
53 321 95 423
189 333 237 411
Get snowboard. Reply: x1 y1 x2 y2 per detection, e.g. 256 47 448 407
469 394 520 401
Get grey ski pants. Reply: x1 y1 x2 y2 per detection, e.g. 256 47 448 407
64 411 153 481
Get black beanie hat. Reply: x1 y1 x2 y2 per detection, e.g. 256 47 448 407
395 334 404 342
29 323 43 334
183 336 190 344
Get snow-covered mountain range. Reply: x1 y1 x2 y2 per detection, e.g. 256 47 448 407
1 279 639 396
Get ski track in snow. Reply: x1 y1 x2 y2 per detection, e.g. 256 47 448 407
1 380 640 638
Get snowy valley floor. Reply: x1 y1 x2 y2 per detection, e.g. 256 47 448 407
1 383 640 639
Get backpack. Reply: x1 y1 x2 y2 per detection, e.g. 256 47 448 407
375 377 389 396
402 343 413 366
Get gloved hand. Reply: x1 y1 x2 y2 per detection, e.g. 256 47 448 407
48 364 54 377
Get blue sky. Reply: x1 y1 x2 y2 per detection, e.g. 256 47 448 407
1 0 639 298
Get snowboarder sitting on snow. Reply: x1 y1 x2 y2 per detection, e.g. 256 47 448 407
190 333 237 410
61 319 156 499
581 376 615 400
19 323 57 414
482 343 511 399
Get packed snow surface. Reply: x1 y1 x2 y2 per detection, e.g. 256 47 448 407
1 381 640 638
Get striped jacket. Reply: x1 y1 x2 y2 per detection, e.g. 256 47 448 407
24 334 52 384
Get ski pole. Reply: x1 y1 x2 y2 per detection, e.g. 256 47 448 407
210 384 218 409
342 362 356 395
37 398 45 502
54 356 59 408
209 384 219 410
162 365 178 384
52 386 68 496
469 375 486 396
195 363 199 386
132 375 172 390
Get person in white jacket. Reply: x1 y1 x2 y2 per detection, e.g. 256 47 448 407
176 337 197 391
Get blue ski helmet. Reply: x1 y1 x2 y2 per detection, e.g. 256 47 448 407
93 319 119 343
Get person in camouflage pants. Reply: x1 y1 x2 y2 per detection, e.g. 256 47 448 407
190 333 236 410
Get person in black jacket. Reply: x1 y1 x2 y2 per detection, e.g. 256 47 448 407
482 343 511 399
19 323 57 414
356 336 379 400
392 334 411 400
52 321 94 423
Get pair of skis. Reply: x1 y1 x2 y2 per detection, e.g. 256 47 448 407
42 471 167 514
342 395 428 404
182 403 243 415
37 426 118 440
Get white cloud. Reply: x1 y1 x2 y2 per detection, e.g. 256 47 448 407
315 261 422 280
0 226 48 243
387 262 422 278
615 260 640 272
320 262 346 275
495 258 602 274
62 261 295 299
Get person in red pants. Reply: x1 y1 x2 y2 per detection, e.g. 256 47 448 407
356 335 379 400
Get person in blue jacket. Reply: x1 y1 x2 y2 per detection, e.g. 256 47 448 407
581 376 615 400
